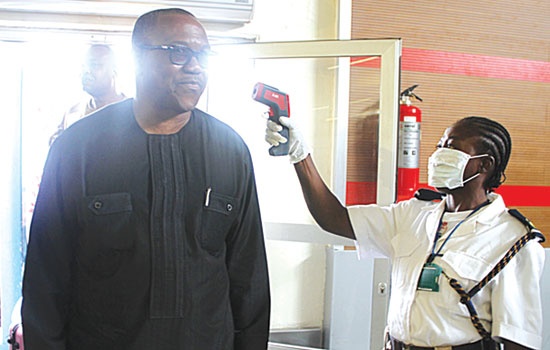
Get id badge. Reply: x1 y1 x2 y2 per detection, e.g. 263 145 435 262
417 263 442 292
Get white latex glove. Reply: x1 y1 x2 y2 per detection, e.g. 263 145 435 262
265 116 311 164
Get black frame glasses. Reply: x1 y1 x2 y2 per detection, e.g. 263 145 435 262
139 44 212 67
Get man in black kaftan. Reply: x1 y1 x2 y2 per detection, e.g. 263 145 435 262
22 8 270 350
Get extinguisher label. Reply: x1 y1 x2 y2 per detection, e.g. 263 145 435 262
398 120 420 168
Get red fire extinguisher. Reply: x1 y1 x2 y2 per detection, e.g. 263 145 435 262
397 85 422 201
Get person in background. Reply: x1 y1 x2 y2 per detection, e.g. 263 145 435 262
22 7 270 350
49 43 126 145
266 115 545 349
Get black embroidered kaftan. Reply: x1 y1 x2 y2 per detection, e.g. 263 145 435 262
22 99 270 350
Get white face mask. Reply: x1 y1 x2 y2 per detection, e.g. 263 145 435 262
428 148 488 190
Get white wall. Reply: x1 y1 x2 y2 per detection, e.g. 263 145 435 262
236 0 338 42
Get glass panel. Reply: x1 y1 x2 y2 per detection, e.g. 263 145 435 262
207 54 384 216
209 39 401 226
205 54 349 338
206 55 340 225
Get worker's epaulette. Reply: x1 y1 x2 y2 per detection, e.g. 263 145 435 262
508 208 545 243
413 188 445 202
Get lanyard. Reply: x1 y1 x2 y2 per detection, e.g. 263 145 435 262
426 200 490 264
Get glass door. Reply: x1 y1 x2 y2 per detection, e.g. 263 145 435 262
205 39 401 349
207 39 402 237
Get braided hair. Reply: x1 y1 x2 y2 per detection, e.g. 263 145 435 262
457 116 512 192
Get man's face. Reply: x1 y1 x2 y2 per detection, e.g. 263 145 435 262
137 13 210 114
81 46 116 97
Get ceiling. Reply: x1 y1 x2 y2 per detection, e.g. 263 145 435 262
0 0 255 41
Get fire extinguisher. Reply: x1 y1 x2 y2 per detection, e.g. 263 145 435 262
397 84 422 201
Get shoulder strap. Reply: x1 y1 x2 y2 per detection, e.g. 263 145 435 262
508 209 545 243
445 209 545 339
414 188 445 201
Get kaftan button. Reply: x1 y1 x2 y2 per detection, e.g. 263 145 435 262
226 204 233 212
93 201 103 209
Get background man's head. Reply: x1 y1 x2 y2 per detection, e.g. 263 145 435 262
81 44 118 98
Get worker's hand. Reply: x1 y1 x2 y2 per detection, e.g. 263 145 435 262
265 116 311 164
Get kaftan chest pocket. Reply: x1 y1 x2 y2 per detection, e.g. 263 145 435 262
83 192 134 247
201 191 239 254
79 192 134 277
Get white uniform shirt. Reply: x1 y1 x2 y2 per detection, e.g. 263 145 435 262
347 193 545 349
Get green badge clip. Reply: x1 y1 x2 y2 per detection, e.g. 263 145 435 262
417 262 442 292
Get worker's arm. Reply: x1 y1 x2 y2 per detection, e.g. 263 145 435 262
266 117 355 240
294 155 355 239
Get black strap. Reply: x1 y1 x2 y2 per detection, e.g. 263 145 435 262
445 276 492 339
508 209 545 243
414 188 445 201
445 209 545 339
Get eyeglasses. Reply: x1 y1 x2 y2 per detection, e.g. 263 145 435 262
139 44 211 68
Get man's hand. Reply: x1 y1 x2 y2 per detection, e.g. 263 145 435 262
7 323 24 350
265 116 311 164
